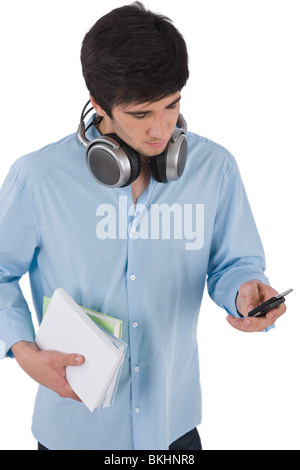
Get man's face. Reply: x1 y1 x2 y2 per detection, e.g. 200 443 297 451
98 92 181 157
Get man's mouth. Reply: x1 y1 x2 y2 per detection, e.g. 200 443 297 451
146 140 167 149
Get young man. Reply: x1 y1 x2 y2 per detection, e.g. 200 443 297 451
0 3 285 450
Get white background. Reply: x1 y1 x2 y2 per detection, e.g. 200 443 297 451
0 0 299 450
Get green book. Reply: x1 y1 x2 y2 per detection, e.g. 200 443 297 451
42 296 123 339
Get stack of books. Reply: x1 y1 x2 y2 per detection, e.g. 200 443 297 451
35 288 126 412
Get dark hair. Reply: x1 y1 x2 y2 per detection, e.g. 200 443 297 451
81 2 189 117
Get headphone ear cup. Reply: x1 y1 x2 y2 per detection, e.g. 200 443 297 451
86 134 141 188
104 134 141 187
148 133 187 183
148 149 169 183
148 115 188 183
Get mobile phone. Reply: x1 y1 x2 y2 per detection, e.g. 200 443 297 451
248 289 293 317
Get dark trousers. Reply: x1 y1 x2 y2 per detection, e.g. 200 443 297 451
38 427 202 450
169 427 202 450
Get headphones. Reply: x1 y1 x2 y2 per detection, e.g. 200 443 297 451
77 101 188 188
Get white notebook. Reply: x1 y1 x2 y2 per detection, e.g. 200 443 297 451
35 288 126 412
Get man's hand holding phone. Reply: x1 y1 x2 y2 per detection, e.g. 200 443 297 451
227 280 292 332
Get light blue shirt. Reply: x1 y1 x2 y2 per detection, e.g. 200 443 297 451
0 121 269 450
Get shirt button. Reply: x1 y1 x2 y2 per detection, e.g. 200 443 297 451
134 366 140 372
132 322 139 328
130 274 136 281
135 407 141 414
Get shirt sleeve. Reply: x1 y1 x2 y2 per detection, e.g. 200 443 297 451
0 167 40 358
207 153 270 318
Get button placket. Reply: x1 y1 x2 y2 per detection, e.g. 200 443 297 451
127 229 142 420
125 183 155 442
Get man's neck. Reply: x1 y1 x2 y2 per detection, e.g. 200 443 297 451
130 156 151 205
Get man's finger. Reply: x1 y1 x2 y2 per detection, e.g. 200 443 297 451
243 284 261 312
226 314 270 332
55 353 85 369
65 354 85 366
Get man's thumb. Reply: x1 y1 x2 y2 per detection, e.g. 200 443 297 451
64 354 85 366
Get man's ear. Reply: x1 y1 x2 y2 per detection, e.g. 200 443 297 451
90 95 107 117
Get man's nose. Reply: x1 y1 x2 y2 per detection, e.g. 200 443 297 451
148 114 171 140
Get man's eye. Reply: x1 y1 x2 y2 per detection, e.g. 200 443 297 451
133 114 146 120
